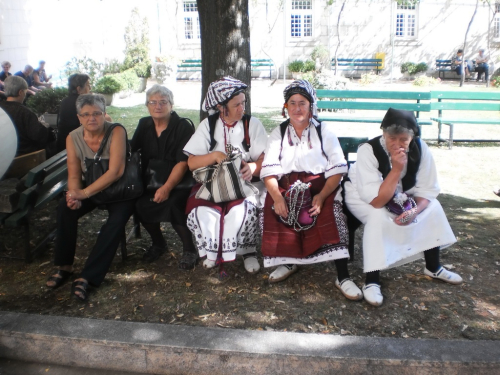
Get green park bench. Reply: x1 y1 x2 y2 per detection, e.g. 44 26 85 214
316 90 433 136
331 58 383 76
177 58 274 79
430 90 500 149
436 59 456 79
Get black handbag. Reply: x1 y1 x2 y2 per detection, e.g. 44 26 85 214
145 117 196 191
84 123 143 205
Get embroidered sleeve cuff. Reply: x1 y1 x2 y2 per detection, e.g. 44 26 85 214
324 163 348 179
260 163 284 180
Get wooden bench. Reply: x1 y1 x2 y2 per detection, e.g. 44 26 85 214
0 150 68 262
430 90 500 149
177 58 275 79
436 60 455 79
331 58 382 76
316 90 433 136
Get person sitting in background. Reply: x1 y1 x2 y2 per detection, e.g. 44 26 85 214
474 48 489 82
14 65 40 96
0 61 12 82
32 60 53 89
56 74 91 152
0 76 56 157
452 49 471 78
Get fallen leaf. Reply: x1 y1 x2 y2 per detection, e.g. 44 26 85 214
39 261 50 267
340 329 350 335
322 317 328 326
185 282 192 287
176 314 184 318
402 333 409 338
443 264 455 270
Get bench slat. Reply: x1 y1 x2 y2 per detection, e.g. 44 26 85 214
430 117 500 125
431 91 500 100
24 150 67 188
432 102 500 111
317 101 430 111
316 90 430 100
319 116 432 125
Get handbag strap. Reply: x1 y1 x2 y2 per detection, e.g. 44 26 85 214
94 123 129 161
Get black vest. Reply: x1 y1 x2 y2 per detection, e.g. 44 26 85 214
367 135 421 192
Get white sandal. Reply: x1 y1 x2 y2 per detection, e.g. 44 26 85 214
335 278 363 301
203 258 216 269
269 264 298 283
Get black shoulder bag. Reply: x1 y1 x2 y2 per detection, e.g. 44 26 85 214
84 123 143 205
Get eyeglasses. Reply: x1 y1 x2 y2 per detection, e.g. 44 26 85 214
79 112 103 119
147 100 169 107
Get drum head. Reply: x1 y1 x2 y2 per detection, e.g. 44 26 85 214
0 107 18 179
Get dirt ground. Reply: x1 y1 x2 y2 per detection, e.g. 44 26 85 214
0 140 499 341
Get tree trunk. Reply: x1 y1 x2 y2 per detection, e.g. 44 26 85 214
460 0 479 87
197 0 252 121
333 0 347 76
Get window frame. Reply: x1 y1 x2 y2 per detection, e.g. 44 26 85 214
394 2 418 40
181 0 200 43
493 2 500 39
287 0 314 42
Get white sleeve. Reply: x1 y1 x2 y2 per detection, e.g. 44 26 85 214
412 140 440 200
248 116 268 161
321 122 348 179
183 118 210 156
354 143 384 204
260 126 284 180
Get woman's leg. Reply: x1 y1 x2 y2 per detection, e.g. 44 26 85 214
424 247 462 284
187 207 221 267
362 270 383 306
172 215 198 270
141 221 167 262
79 199 135 287
334 258 362 301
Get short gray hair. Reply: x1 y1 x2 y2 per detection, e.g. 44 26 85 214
383 124 414 137
4 76 28 97
76 94 106 113
1 61 11 69
24 65 33 73
145 84 174 106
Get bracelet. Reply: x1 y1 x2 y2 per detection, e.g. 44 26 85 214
83 189 90 199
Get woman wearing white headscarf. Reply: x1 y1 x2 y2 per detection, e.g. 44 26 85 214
260 80 362 301
183 77 268 277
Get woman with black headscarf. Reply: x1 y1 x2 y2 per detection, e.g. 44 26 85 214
344 108 462 307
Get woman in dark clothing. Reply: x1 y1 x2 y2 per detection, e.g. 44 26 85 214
56 74 91 152
131 84 198 269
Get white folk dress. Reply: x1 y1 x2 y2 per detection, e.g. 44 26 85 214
183 116 268 263
260 120 350 267
344 138 457 273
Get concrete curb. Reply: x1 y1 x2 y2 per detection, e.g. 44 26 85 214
0 311 499 374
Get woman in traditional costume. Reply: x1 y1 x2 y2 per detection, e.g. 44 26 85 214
260 80 362 301
183 77 268 276
344 108 462 307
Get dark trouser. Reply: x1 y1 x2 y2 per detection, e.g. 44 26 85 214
365 247 440 285
475 63 489 81
54 198 136 287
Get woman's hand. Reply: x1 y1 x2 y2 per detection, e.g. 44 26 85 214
240 160 252 181
273 195 288 219
212 151 227 164
309 194 325 217
65 191 83 210
153 185 170 203
390 148 408 172
394 206 418 226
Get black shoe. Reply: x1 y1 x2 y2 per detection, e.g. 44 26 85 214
143 245 166 263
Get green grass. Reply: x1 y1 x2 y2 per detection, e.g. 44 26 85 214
106 105 282 136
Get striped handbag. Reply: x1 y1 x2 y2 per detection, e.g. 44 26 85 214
193 144 259 203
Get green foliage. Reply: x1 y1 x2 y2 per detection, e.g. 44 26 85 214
412 76 441 87
64 57 104 86
360 72 380 85
301 72 317 86
93 76 122 95
113 69 141 92
134 61 152 78
123 8 151 74
311 45 329 63
288 59 316 73
400 62 428 75
490 76 500 88
102 59 125 75
26 87 69 115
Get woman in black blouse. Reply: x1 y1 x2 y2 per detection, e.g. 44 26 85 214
131 84 198 269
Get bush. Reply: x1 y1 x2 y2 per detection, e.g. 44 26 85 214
26 87 69 115
102 59 125 75
93 76 122 95
134 62 152 78
413 76 441 87
288 60 305 73
112 69 141 92
490 76 500 88
401 62 428 75
64 57 104 86
360 72 380 85
303 60 316 72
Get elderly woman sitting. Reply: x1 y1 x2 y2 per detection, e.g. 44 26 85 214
184 77 268 276
344 108 462 307
260 80 362 301
131 85 198 268
46 94 135 301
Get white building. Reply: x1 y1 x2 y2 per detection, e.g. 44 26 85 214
0 0 497 80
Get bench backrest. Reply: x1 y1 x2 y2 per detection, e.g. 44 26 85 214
24 150 67 188
431 91 500 112
331 58 382 69
338 137 368 165
436 60 453 69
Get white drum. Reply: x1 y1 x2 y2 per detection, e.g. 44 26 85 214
0 107 17 179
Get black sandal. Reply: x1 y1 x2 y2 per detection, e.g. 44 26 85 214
71 280 89 302
46 270 73 289
178 251 199 270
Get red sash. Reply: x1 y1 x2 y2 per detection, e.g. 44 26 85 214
261 172 340 259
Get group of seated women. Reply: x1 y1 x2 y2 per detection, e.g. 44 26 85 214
45 76 462 306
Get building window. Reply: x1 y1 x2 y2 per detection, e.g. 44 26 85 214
395 3 417 39
494 3 500 38
183 1 200 40
290 0 313 39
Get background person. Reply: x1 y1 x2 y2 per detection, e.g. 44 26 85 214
183 77 267 276
14 65 40 96
45 94 135 302
0 61 12 82
131 85 198 269
452 49 471 78
32 60 53 89
474 48 489 82
344 108 462 307
0 76 56 157
260 80 362 301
